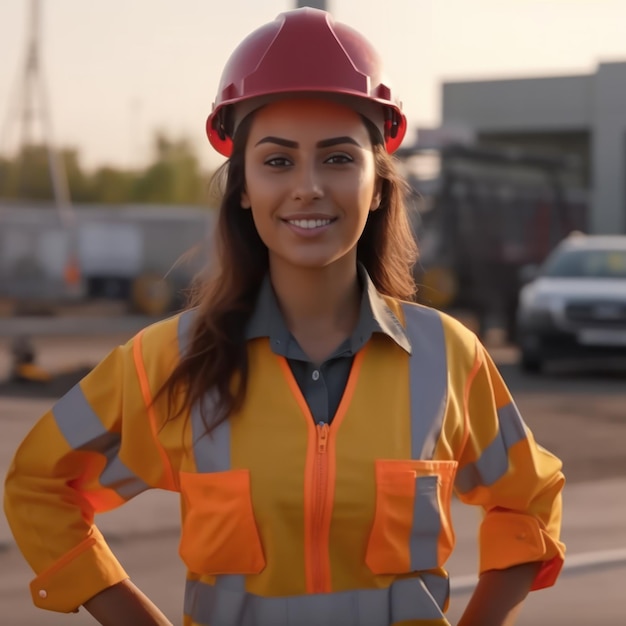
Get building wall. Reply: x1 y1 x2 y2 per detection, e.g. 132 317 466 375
591 63 626 234
441 63 626 234
443 74 592 131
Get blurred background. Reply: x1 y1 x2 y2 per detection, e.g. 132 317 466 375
0 1 625 625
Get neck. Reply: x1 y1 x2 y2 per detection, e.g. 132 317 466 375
269 258 361 341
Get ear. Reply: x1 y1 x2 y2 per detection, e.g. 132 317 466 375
241 189 251 209
369 178 383 212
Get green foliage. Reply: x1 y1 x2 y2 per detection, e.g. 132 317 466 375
0 131 215 206
131 133 206 204
0 144 53 199
89 166 134 204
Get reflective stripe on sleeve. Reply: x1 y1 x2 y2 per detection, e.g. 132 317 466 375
455 401 528 494
53 383 113 450
184 574 448 626
52 384 149 499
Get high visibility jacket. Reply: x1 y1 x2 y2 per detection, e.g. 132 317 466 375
3 299 565 626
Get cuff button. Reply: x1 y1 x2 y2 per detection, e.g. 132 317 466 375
38 590 47 599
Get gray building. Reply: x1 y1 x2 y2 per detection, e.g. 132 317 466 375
441 61 626 234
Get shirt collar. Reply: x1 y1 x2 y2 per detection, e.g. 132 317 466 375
245 264 412 356
357 264 412 355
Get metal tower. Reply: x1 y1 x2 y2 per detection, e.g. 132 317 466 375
2 0 74 227
1 0 80 290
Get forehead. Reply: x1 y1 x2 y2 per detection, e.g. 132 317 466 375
247 98 369 143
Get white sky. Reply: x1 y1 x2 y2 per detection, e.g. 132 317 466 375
1 0 625 171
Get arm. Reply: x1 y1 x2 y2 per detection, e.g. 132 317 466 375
83 579 173 626
457 562 541 626
3 327 179 615
454 339 565 599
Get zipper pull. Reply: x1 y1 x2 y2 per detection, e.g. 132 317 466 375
317 422 329 454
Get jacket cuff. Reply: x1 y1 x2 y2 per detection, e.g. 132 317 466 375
29 534 129 613
479 510 565 590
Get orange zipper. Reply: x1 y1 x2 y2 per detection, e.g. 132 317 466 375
276 351 368 594
311 421 330 593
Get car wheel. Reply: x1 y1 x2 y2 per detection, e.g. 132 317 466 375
520 351 543 374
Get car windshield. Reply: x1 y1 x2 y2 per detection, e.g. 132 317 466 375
542 248 626 278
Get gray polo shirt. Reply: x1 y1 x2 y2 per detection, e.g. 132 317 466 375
245 265 412 424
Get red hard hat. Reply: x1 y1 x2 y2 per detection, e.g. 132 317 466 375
206 7 407 156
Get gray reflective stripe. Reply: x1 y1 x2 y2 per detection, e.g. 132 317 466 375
410 475 441 570
184 575 446 626
389 577 446 623
53 384 111 450
455 401 528 494
420 573 449 611
99 454 150 499
177 309 232 473
401 303 448 460
191 391 231 473
52 384 149 499
177 309 196 357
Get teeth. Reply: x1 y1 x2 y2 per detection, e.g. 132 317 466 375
288 219 332 229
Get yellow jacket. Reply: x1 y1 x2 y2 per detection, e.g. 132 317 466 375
3 299 565 626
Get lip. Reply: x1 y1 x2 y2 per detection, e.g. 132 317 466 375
281 213 336 221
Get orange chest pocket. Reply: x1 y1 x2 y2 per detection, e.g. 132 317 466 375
366 459 458 575
178 469 266 575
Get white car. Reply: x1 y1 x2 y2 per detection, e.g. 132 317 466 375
516 234 626 372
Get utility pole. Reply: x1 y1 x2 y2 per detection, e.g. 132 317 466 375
296 1 329 9
18 0 73 222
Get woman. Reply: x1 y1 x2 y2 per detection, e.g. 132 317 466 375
3 8 565 626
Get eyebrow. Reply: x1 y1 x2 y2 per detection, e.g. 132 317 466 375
254 136 362 149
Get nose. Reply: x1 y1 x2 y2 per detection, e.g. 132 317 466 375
291 162 324 203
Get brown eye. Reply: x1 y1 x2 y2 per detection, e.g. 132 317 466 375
325 153 353 165
265 156 292 167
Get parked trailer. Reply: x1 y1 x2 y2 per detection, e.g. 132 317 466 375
0 203 217 314
0 205 74 303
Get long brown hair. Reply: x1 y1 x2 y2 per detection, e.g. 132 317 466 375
158 112 419 431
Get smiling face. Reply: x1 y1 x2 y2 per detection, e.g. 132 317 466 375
241 98 382 275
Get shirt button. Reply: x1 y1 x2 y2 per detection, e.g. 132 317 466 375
312 370 320 381
38 590 47 599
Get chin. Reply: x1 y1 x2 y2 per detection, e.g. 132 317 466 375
270 246 355 272
276 254 344 271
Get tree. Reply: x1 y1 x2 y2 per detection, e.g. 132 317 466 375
88 166 134 204
0 131 214 206
132 133 208 205
2 144 53 200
